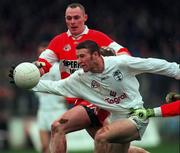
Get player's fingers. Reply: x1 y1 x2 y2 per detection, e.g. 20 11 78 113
11 66 16 69
165 92 175 103
8 73 13 78
165 96 171 103
10 80 15 84
174 94 180 100
34 61 46 68
129 108 135 114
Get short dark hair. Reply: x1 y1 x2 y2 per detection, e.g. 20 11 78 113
67 3 86 14
76 40 101 55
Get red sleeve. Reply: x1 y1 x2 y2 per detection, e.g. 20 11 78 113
37 34 65 73
91 31 113 46
90 30 131 55
161 100 180 117
38 58 52 73
47 34 65 56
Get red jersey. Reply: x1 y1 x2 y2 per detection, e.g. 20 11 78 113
38 26 129 107
38 26 129 78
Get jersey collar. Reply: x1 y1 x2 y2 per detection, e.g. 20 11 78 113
66 25 89 37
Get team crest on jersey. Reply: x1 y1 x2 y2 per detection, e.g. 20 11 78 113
63 44 71 51
113 69 123 81
91 80 100 88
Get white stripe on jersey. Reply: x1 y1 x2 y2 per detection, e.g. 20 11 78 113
108 42 124 53
39 49 58 66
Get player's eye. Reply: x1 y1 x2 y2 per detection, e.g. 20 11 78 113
66 16 81 20
65 16 72 20
73 15 81 20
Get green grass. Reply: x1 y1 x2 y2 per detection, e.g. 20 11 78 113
145 141 180 153
1 141 179 153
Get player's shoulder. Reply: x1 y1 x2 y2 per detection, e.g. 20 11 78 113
88 29 108 36
105 54 130 60
52 32 68 40
104 54 131 65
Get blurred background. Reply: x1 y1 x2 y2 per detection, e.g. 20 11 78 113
0 0 179 153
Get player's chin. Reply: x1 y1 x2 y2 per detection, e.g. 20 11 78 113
81 66 88 72
70 28 79 35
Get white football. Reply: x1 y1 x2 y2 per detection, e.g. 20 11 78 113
14 62 41 89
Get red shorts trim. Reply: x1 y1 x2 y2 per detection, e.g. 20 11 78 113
74 98 110 125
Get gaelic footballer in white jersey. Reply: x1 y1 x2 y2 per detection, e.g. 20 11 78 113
33 55 180 119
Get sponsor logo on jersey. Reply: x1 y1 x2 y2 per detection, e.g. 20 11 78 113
104 93 127 104
63 44 71 51
110 91 117 97
63 60 79 67
113 69 123 81
62 60 80 74
91 80 100 88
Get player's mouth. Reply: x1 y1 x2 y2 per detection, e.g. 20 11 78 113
80 64 87 70
71 26 78 31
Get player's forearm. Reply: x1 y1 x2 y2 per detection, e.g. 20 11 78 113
160 100 180 117
38 49 58 73
32 79 78 99
32 80 65 96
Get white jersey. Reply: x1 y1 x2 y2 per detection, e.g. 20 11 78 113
33 55 180 114
35 62 66 111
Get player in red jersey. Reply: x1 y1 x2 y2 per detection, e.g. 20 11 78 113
34 3 148 153
130 92 180 119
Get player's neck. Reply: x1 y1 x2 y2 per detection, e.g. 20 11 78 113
71 26 86 39
91 57 104 73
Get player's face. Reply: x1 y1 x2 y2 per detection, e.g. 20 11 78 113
77 49 97 72
65 7 87 36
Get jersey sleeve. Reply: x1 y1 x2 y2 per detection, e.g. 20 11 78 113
32 71 81 98
37 35 63 73
119 55 180 79
92 30 130 55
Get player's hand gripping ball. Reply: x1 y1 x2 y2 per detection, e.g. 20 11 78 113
13 62 40 89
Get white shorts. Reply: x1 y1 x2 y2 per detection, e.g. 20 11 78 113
129 115 149 139
37 108 67 131
109 108 149 139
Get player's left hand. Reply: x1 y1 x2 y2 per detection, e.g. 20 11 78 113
8 65 16 84
33 61 46 76
33 61 46 68
129 108 155 120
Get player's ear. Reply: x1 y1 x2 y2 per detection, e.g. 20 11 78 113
93 51 100 57
84 14 88 22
